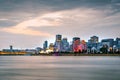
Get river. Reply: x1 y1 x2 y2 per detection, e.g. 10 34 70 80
0 56 120 80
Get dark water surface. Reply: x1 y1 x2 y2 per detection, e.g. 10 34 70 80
0 56 120 80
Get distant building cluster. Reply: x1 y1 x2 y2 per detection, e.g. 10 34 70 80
1 34 120 55
41 34 120 54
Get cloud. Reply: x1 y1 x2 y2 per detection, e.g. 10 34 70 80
0 20 19 27
0 0 119 27
1 6 120 37
0 0 120 49
0 12 62 37
2 27 52 37
0 0 119 14
0 18 8 21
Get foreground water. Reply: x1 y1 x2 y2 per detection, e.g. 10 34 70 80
0 56 120 80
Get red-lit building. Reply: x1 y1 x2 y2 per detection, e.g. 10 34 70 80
73 38 87 52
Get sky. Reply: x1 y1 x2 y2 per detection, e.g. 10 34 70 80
0 0 120 50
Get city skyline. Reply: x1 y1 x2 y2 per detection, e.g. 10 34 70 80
0 0 120 49
1 34 119 51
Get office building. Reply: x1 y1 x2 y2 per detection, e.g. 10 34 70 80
56 34 62 42
72 37 81 52
101 38 114 48
43 40 48 51
62 38 69 51
10 45 13 52
90 36 99 43
55 34 62 52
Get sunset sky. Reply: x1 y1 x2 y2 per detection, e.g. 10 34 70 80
0 0 120 50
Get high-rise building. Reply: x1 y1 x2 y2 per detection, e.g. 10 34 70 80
101 39 114 48
56 34 62 42
90 36 99 43
72 37 80 52
87 36 99 53
62 38 69 51
10 45 13 52
73 37 80 44
81 40 87 51
49 43 54 51
115 38 120 52
73 37 80 46
55 34 62 52
43 40 48 51
116 38 120 48
62 38 67 42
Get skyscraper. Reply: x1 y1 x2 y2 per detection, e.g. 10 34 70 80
49 43 54 51
62 38 69 51
73 37 80 44
90 36 99 43
101 39 114 48
87 36 99 53
55 34 62 52
43 40 48 51
10 45 13 52
116 38 120 48
56 34 62 42
115 38 120 53
72 37 80 52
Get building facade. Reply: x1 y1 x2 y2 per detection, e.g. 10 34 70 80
43 40 48 51
54 34 62 52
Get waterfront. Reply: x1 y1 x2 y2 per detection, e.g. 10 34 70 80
0 56 120 80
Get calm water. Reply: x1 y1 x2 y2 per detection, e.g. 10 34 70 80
0 56 120 80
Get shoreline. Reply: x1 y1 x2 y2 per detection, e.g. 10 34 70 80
0 53 120 56
32 53 120 56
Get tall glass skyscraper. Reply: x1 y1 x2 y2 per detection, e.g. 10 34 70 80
55 34 62 52
62 38 69 51
56 34 62 42
90 36 99 43
43 40 48 51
